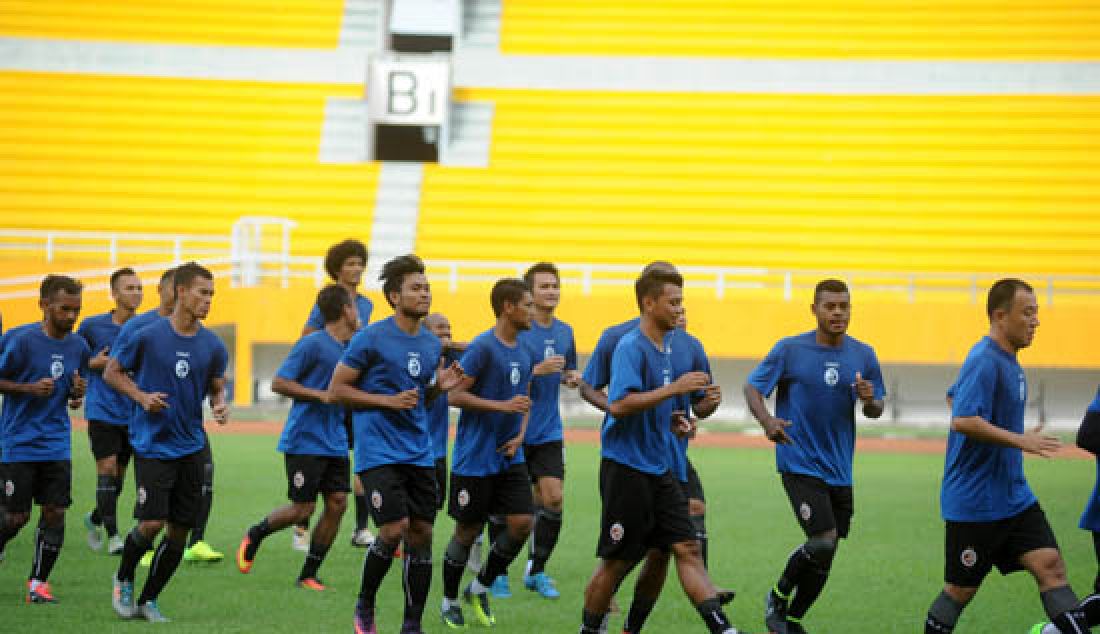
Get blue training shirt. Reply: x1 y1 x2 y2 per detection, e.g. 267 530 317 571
77 311 133 425
429 348 462 461
340 317 442 472
275 330 349 457
519 317 577 446
114 318 228 460
305 293 373 331
0 325 90 462
668 330 711 483
452 328 534 476
602 328 676 476
1079 387 1100 531
941 336 1036 522
747 331 885 487
582 317 640 392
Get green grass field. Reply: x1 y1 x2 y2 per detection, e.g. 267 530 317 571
3 430 1097 633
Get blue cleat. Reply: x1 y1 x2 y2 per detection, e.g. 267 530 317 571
523 572 560 599
488 575 511 599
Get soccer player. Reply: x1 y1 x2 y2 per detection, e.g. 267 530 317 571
579 268 742 634
235 284 359 589
301 238 374 549
424 312 461 511
744 278 885 634
106 262 230 622
921 278 1075 634
327 255 463 634
0 275 90 603
438 278 536 629
79 267 143 555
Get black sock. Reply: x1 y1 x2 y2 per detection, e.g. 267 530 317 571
354 493 369 531
442 537 470 600
244 518 273 560
189 481 213 547
788 565 830 618
117 528 152 583
691 513 708 569
777 544 811 597
580 609 606 634
624 597 657 633
696 597 734 634
528 507 562 576
90 509 102 525
402 545 432 629
925 591 963 634
137 538 184 605
29 521 64 582
1055 593 1100 630
299 541 330 581
95 475 120 537
358 537 398 607
487 515 506 551
477 531 523 587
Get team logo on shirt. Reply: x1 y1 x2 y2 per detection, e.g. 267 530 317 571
3 479 13 497
960 547 978 568
823 362 840 387
662 368 671 387
457 488 470 508
1018 373 1026 402
137 486 147 506
609 522 625 543
292 471 305 489
371 490 383 509
49 359 64 380
509 363 521 386
408 353 422 378
799 502 813 521
175 359 190 379
544 344 556 360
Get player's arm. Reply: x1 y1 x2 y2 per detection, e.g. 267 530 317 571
743 383 793 444
448 375 530 414
104 357 168 413
208 375 230 424
0 377 55 398
951 416 1060 457
609 372 708 419
498 384 532 458
692 385 721 420
328 362 418 410
425 360 464 406
579 381 608 412
272 375 330 404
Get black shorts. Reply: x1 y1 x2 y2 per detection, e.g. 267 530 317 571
359 464 439 525
781 472 854 539
448 463 535 525
285 454 351 503
1 460 72 512
133 450 205 528
434 457 447 510
597 459 695 562
944 502 1059 587
679 459 705 503
525 440 565 481
88 420 132 466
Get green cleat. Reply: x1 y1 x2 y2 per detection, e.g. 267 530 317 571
463 583 496 627
1028 624 1050 634
441 603 467 629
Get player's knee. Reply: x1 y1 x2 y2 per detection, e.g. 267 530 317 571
38 518 64 548
1037 553 1069 587
509 515 534 538
140 519 165 537
445 535 471 566
804 536 837 571
688 498 706 517
544 492 564 512
8 511 30 530
453 522 481 545
293 501 317 522
493 528 525 560
97 455 118 475
943 583 978 606
379 518 409 543
324 492 348 515
671 538 703 562
536 505 563 525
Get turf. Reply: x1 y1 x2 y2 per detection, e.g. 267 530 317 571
2 431 1096 633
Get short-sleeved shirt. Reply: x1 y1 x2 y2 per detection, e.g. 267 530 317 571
518 318 577 446
0 325 91 462
668 330 711 483
747 331 886 487
305 293 373 332
77 311 133 425
112 308 165 356
429 348 462 460
114 319 228 460
275 330 349 457
602 328 676 476
339 317 442 472
941 336 1036 522
452 329 534 477
582 317 640 392
1081 388 1100 531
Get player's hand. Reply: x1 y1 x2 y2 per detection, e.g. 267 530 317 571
1021 423 1061 458
70 370 87 400
436 361 465 392
497 435 523 458
533 355 566 376
763 416 793 445
699 384 722 409
27 377 55 398
671 410 697 439
140 391 170 414
211 402 230 425
390 388 419 410
68 397 83 410
852 372 875 404
561 369 581 389
671 371 709 395
93 346 110 364
500 395 531 414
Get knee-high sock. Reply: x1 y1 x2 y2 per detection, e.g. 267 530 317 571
442 537 471 600
354 493 369 532
189 461 214 546
95 474 122 537
690 513 708 569
116 528 153 583
528 506 562 576
477 530 525 588
358 537 398 607
29 519 64 582
925 591 964 634
137 537 185 605
298 541 330 581
402 544 433 628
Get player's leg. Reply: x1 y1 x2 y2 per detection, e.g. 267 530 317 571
526 441 565 599
108 432 133 554
239 454 321 573
85 421 120 551
923 517 997 633
623 548 671 634
582 558 636 633
1014 505 1078 621
27 461 70 603
185 435 222 562
441 473 490 628
351 472 374 546
465 466 535 625
0 462 33 557
355 465 416 633
297 456 351 587
398 467 438 632
685 459 708 567
1035 593 1100 633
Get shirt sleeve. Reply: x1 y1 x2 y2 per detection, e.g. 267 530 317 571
0 334 25 379
607 339 645 404
305 303 324 330
950 356 997 421
114 328 143 373
211 339 229 379
340 330 373 372
564 326 578 372
689 337 712 404
276 337 313 381
79 340 92 376
582 331 613 389
77 319 96 351
863 347 887 400
747 340 786 397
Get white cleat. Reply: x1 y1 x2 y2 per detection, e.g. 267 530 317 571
106 535 125 555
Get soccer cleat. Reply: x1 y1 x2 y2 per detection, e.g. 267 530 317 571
716 587 736 606
765 589 789 634
237 534 256 573
185 540 224 562
463 583 496 627
139 550 154 567
84 511 104 551
466 538 484 575
351 528 375 548
441 603 467 629
1028 624 1053 634
354 600 378 634
292 526 309 553
523 572 560 599
26 580 57 604
489 574 511 599
112 575 136 619
107 535 125 555
786 620 808 634
296 577 326 592
138 600 170 622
